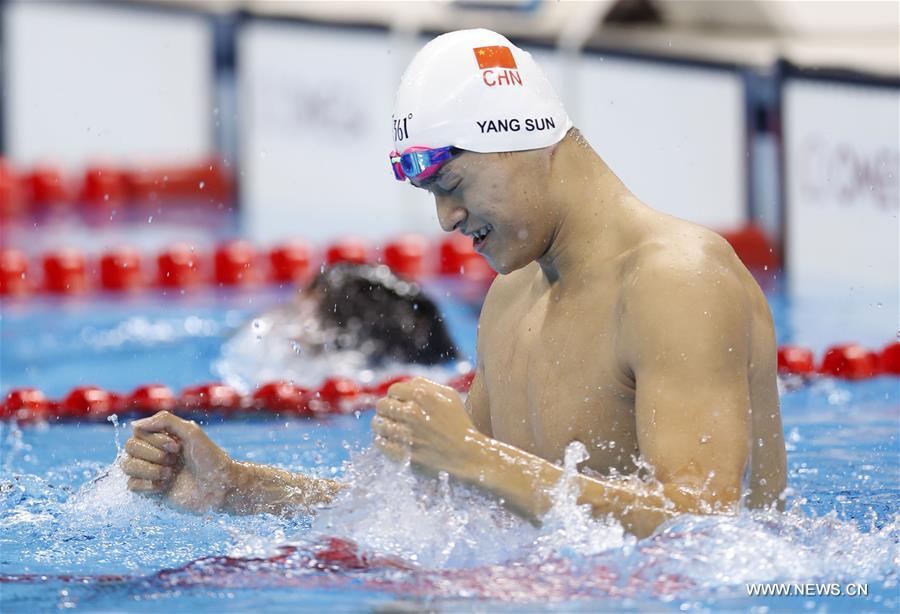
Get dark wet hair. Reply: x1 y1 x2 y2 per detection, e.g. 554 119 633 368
307 263 458 366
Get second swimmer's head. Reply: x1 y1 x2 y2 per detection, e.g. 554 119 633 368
304 263 458 366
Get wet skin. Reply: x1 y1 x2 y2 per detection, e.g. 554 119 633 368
123 129 786 538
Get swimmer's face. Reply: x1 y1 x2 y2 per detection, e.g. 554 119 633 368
410 147 557 274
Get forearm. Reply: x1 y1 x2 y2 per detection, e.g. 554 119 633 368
458 433 698 538
222 461 344 516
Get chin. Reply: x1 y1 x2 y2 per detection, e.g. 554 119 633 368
488 250 531 276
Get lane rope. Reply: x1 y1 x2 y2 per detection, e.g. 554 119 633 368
0 234 495 297
3 341 898 423
1 372 476 423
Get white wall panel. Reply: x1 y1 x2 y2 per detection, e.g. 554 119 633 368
576 55 746 229
3 1 214 168
783 78 899 347
784 80 899 293
238 22 436 246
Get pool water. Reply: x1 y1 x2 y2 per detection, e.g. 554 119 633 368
1 280 897 611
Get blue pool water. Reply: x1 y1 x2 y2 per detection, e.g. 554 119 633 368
1 280 897 611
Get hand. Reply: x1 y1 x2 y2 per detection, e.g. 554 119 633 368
122 411 237 513
372 377 485 479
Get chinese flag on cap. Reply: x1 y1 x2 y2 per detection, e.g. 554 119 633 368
473 46 517 70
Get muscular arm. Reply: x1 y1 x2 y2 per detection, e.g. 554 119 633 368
621 251 755 512
224 460 343 516
123 411 343 516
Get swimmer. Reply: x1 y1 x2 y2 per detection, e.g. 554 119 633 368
123 29 786 538
217 263 458 388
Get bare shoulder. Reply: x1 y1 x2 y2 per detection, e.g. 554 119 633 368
618 223 759 348
625 222 750 298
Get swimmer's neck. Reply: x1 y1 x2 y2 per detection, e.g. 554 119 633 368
536 139 646 287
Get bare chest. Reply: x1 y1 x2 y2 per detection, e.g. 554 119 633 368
480 287 639 473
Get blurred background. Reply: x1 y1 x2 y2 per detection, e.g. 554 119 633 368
2 6 898 609
0 0 898 344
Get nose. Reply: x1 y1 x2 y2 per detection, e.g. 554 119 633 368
434 194 467 233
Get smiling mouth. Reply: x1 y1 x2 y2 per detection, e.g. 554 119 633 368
470 224 493 249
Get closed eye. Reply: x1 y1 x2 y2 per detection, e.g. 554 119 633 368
439 178 461 195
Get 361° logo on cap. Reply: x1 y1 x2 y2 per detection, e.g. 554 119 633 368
473 46 522 88
393 113 413 142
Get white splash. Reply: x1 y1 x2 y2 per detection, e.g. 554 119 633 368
533 441 630 559
213 305 461 393
309 448 534 568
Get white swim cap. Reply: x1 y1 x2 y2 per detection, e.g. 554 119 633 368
392 29 572 154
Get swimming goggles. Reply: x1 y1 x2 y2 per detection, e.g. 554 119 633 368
389 146 454 182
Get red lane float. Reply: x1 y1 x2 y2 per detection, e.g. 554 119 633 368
777 346 815 375
879 342 900 375
100 247 143 291
158 243 203 288
26 166 70 208
0 234 496 297
439 234 476 275
3 344 899 424
252 381 313 416
2 158 234 219
0 249 29 295
439 234 495 280
384 235 426 278
129 384 177 413
81 166 126 211
63 386 115 418
315 377 363 413
180 383 243 412
0 373 441 423
0 160 26 218
215 240 257 286
718 225 779 271
326 238 368 266
269 240 312 283
43 249 88 294
819 344 880 380
1 388 50 421
124 159 232 206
